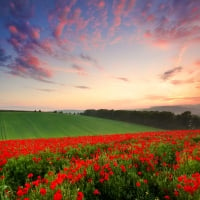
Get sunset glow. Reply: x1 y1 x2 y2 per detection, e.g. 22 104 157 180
0 0 200 110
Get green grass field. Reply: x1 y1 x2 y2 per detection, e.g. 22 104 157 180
0 111 160 140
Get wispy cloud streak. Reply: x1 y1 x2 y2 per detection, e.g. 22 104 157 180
72 64 87 76
35 88 55 92
116 77 129 82
161 67 182 81
75 85 90 89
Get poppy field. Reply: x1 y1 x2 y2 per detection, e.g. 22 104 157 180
1 130 200 200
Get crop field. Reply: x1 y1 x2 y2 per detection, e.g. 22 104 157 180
0 111 159 140
0 130 200 200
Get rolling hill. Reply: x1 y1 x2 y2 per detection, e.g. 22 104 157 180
145 104 200 116
0 111 159 140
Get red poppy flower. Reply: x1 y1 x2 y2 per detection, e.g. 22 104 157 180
40 188 46 196
93 189 101 195
77 191 84 200
136 181 141 187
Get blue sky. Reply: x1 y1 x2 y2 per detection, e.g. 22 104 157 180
0 0 200 110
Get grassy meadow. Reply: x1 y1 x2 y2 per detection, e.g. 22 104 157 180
0 111 159 140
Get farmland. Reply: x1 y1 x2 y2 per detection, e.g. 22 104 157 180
0 111 159 140
0 130 200 200
0 112 200 199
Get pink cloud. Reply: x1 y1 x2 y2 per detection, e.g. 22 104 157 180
108 0 137 36
9 26 27 41
25 55 40 67
31 27 40 40
54 21 67 38
146 14 155 22
39 39 53 54
50 2 76 39
8 25 18 34
143 30 152 38
51 4 89 40
113 0 126 26
126 0 136 13
76 18 89 31
7 21 41 46
70 8 89 32
152 39 169 49
8 0 34 19
9 53 53 81
97 1 105 9
110 36 122 45
8 38 22 51
79 34 87 42
91 31 105 49
73 8 81 19
109 0 126 36
131 1 200 49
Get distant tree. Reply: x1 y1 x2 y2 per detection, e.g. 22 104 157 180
176 111 192 129
82 109 200 130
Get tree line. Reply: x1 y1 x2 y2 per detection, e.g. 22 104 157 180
82 109 200 130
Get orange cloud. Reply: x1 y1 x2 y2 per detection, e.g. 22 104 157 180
195 60 200 66
152 39 169 49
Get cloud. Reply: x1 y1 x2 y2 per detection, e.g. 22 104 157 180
35 88 55 92
37 39 54 55
116 77 129 82
160 66 183 81
97 1 106 9
8 53 53 81
72 64 87 76
175 45 187 66
9 0 34 19
53 21 67 39
0 48 11 63
109 0 127 36
110 36 122 45
133 1 200 48
79 53 101 68
2 0 200 84
78 53 103 70
146 95 200 103
51 1 89 39
152 39 169 49
7 21 40 41
75 85 90 89
170 78 195 85
80 53 96 63
3 1 56 82
195 60 200 66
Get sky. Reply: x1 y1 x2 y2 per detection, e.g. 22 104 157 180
0 0 200 111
